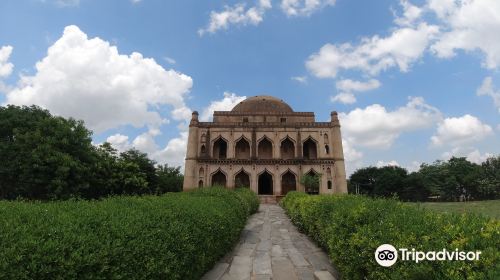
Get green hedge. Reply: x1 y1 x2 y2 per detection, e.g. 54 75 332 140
0 187 259 279
281 192 500 280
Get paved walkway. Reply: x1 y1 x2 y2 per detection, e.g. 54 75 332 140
201 204 339 280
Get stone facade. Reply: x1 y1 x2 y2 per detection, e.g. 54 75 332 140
183 95 348 195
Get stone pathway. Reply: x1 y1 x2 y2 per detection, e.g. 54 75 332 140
201 204 339 280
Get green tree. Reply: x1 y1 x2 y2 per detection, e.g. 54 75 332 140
0 105 95 200
156 165 183 193
300 173 321 194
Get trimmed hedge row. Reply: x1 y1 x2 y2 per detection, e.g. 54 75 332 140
0 187 259 279
281 192 500 280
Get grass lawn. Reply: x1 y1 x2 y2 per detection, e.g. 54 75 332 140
410 200 500 219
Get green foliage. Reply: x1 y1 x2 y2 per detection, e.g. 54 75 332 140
281 192 500 280
0 187 259 279
300 173 321 194
0 105 184 200
349 156 500 201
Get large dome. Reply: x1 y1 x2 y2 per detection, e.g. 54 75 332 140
231 95 293 113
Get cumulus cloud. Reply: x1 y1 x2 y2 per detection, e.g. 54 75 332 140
431 114 493 147
331 93 356 104
340 97 441 148
200 91 246 121
198 0 272 35
0 45 14 78
306 23 439 78
394 0 423 27
376 160 400 167
280 0 336 16
441 147 494 164
342 138 363 176
5 25 193 133
477 76 500 113
332 79 381 104
430 0 500 69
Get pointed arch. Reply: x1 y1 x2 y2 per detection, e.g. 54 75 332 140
234 168 251 188
280 136 295 159
212 136 228 159
303 137 318 159
281 169 297 195
257 136 273 159
199 167 205 177
235 136 251 159
211 169 227 187
258 169 274 195
198 180 204 188
303 169 320 195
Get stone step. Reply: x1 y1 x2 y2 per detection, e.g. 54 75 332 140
259 195 277 204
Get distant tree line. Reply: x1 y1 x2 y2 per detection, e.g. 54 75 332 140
348 156 500 201
0 105 183 200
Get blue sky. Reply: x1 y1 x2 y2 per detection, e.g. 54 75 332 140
0 0 499 174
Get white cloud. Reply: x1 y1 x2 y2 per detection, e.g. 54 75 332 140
340 97 441 148
106 134 132 153
407 161 421 172
376 160 400 167
431 114 493 147
342 138 363 176
430 0 500 69
394 0 423 27
441 147 494 164
5 25 193 133
306 23 439 78
336 78 381 92
200 91 246 121
291 75 308 84
198 0 272 35
0 45 14 78
280 0 336 16
477 76 500 113
331 92 356 104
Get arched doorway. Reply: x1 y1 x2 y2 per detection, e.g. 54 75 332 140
211 170 227 187
198 180 203 188
303 138 317 159
304 170 320 194
235 170 250 188
258 137 273 159
235 138 250 159
213 138 227 159
281 171 296 195
258 171 273 195
280 137 295 159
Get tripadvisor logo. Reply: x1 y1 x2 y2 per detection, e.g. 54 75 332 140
375 244 481 267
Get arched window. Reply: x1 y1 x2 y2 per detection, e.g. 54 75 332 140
303 138 317 159
199 167 205 177
235 138 250 159
200 145 207 156
281 171 296 195
258 137 273 159
235 170 250 188
325 145 330 155
324 133 328 143
198 180 204 188
327 180 333 190
213 138 227 159
211 170 227 187
280 137 295 159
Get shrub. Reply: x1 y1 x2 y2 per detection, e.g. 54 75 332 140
281 192 500 280
0 187 259 279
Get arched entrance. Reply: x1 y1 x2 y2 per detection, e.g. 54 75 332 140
235 138 250 159
213 138 228 159
258 171 273 195
258 137 273 159
235 170 250 188
303 138 318 159
211 170 227 187
280 137 295 159
281 171 296 195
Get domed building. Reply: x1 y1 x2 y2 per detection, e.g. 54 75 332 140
183 95 347 200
